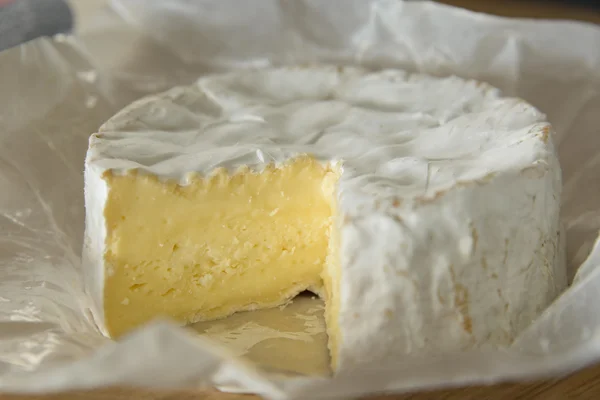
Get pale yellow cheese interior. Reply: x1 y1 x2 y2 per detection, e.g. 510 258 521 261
102 156 342 367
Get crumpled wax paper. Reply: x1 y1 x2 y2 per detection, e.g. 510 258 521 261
1 0 600 398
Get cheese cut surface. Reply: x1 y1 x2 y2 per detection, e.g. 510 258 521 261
83 66 566 372
102 157 340 338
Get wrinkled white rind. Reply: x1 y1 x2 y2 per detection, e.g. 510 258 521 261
84 65 565 367
89 66 549 196
336 153 564 371
82 158 109 336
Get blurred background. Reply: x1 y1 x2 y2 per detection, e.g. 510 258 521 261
0 0 599 52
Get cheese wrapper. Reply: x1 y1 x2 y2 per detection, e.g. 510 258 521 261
1 1 600 398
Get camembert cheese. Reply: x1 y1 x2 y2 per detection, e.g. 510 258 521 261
83 66 566 372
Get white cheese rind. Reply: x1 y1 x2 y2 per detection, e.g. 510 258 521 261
83 66 566 369
335 156 563 370
82 160 109 336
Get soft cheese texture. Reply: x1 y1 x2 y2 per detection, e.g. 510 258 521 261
101 157 339 338
83 66 566 372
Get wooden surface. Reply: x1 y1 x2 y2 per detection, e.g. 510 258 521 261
3 1 600 399
438 0 600 23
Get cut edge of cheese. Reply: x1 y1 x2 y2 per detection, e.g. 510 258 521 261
92 155 344 368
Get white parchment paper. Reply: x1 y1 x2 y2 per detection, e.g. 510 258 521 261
1 0 600 398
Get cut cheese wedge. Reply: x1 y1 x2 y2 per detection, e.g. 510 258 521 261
83 66 566 372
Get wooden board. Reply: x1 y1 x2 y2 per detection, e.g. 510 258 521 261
439 0 600 23
2 1 600 399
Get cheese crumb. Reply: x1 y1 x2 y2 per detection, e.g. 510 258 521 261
199 274 214 287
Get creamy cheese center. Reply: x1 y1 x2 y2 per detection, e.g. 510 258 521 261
102 156 341 348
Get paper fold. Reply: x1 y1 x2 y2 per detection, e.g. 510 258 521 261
2 1 600 398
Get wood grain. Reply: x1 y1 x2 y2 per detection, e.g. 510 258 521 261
3 1 600 399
